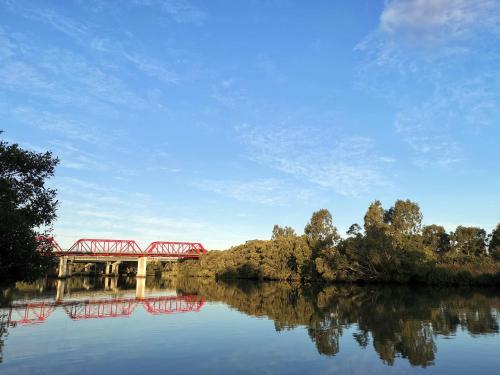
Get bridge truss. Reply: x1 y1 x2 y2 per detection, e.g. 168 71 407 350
39 238 207 259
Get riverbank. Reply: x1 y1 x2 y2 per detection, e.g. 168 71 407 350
170 239 500 287
171 202 500 287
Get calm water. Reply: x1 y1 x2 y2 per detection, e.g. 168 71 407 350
1 277 499 374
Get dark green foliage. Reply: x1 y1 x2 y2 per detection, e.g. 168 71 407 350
422 225 450 254
177 199 499 286
450 226 488 260
0 136 59 281
489 224 500 261
177 236 312 281
271 225 296 240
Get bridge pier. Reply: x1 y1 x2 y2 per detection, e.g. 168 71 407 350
105 261 121 276
111 261 121 276
57 256 72 278
137 257 148 277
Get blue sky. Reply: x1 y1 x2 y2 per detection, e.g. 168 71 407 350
2 0 499 249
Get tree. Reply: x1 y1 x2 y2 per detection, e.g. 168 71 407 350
364 200 385 232
271 225 296 240
451 226 487 259
361 200 392 279
304 209 340 251
422 225 450 254
488 224 500 261
347 223 362 237
385 199 423 237
0 136 59 281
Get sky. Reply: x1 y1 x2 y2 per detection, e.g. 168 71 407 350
1 0 499 249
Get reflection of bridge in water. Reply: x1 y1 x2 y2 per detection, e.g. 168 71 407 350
4 279 205 327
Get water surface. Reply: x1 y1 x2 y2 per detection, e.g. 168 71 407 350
1 277 499 374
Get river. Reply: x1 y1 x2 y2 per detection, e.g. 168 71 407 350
1 277 499 374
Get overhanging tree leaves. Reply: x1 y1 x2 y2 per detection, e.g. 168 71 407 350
0 135 59 281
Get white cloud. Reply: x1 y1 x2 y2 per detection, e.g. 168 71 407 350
380 0 500 44
235 122 390 196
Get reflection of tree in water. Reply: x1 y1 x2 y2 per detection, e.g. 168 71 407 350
0 311 8 363
172 277 500 367
0 288 13 364
1 277 499 367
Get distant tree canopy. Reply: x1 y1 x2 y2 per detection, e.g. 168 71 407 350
304 209 340 251
490 224 500 261
0 135 59 281
177 199 500 286
271 225 296 240
450 226 487 259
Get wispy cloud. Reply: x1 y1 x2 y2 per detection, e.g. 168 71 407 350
133 0 207 25
1 105 103 145
255 55 286 82
48 140 111 171
0 36 146 109
394 75 500 166
235 121 390 196
123 52 180 85
24 6 89 42
53 177 210 247
356 0 500 168
211 79 248 108
196 178 312 205
0 11 176 111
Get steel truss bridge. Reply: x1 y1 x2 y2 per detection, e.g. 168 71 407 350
40 237 207 259
4 294 205 326
36 237 207 278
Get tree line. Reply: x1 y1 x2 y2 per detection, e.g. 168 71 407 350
177 201 500 285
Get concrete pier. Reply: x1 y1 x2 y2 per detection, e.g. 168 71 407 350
137 257 148 278
58 257 70 278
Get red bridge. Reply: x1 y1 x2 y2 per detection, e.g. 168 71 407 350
37 237 207 278
40 237 206 258
5 294 205 326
